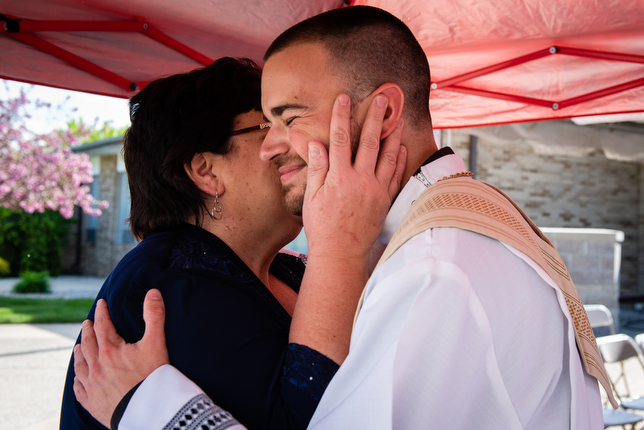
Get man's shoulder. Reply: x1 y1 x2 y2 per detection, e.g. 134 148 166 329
377 226 530 287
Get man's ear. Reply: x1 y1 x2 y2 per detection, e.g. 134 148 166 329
373 83 404 139
184 152 225 197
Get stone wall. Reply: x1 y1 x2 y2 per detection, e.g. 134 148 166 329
60 218 80 273
449 130 642 296
541 228 623 327
62 155 136 277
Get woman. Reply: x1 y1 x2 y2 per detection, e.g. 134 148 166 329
60 58 335 430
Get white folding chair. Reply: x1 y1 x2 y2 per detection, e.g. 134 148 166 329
603 408 643 429
635 334 644 354
585 304 616 334
597 334 644 410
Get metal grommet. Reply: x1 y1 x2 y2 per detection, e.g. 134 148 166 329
549 46 558 54
551 103 559 110
431 83 438 90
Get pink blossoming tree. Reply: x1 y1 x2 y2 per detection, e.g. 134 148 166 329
0 86 109 219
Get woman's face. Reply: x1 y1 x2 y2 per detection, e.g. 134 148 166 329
215 110 302 241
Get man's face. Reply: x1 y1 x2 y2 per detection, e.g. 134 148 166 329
260 43 364 216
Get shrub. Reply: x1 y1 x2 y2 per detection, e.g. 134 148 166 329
0 208 74 276
0 257 9 277
12 271 51 294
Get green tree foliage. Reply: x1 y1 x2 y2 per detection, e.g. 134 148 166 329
66 118 128 144
0 208 72 276
0 257 10 277
0 85 121 276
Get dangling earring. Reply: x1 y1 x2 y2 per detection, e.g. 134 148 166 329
211 191 222 220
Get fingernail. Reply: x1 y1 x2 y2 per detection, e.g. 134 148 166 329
82 320 89 328
338 94 349 106
147 289 162 300
397 118 404 128
400 145 407 154
375 95 387 107
309 143 321 158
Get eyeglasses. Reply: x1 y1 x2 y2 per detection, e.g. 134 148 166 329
230 122 271 136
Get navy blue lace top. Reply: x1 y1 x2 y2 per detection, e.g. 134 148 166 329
60 223 339 430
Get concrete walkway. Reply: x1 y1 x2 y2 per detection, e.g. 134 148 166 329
0 323 81 430
0 276 103 430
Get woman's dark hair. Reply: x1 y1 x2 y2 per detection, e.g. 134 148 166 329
124 57 262 240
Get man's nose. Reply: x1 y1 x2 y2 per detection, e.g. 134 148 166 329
260 127 288 162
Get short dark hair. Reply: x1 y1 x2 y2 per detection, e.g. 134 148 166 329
265 5 432 128
124 57 262 240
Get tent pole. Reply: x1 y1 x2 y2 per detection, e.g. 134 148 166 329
469 135 478 179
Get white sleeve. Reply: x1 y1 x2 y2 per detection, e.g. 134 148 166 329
119 364 247 430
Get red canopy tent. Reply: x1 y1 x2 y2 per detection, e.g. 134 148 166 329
1 0 643 128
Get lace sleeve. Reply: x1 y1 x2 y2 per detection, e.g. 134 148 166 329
283 343 340 401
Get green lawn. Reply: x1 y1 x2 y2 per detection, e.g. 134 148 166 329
0 296 94 323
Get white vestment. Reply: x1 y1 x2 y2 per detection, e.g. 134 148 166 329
119 153 602 430
307 153 602 429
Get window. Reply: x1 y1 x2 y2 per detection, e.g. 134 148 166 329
85 174 99 242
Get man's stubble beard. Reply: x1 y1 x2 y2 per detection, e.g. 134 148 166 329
281 180 306 217
275 153 307 217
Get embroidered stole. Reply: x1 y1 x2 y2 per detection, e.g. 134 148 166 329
357 177 617 408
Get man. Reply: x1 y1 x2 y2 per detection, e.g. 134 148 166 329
75 6 611 429
259 7 609 429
